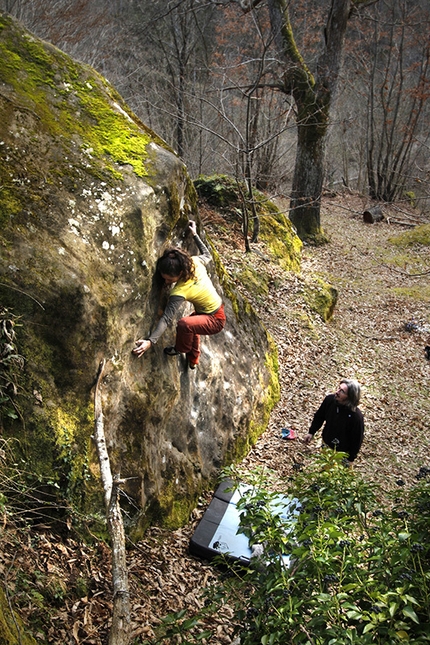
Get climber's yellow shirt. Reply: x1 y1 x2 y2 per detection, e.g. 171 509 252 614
170 256 222 314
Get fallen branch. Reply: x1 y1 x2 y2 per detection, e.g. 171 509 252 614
94 359 131 645
386 217 417 228
356 331 397 341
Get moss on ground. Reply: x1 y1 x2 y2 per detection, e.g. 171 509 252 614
392 285 430 302
389 224 430 247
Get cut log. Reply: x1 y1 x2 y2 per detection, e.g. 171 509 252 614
363 205 384 223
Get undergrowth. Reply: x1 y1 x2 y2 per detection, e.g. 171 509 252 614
144 450 430 644
0 307 24 422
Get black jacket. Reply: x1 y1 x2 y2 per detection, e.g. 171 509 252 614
309 394 364 462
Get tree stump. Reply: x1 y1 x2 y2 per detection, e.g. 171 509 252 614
363 205 384 223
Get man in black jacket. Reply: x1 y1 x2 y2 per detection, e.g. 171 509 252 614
303 379 364 463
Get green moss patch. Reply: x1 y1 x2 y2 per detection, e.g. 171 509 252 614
392 284 430 302
389 224 430 247
0 11 157 210
303 275 338 321
260 212 302 272
236 260 270 299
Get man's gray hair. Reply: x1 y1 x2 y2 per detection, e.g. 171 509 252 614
340 378 361 410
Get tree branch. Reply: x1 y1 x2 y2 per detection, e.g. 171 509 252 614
93 359 131 645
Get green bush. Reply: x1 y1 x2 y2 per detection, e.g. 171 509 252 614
146 452 430 644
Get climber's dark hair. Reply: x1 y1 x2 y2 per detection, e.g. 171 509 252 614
156 247 195 283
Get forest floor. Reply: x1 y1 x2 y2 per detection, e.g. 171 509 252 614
1 195 430 644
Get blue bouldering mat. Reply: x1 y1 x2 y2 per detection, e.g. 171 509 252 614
189 479 298 565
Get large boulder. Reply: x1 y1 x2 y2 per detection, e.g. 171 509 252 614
0 13 280 532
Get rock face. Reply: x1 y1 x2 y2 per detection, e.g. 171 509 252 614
0 13 280 531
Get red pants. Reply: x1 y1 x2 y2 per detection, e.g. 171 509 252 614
175 305 226 366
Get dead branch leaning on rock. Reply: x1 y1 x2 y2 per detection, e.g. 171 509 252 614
94 359 131 645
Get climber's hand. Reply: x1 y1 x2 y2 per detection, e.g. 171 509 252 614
132 339 152 357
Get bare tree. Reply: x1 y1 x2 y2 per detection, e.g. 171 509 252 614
364 0 430 203
124 0 216 161
228 0 378 242
5 0 429 233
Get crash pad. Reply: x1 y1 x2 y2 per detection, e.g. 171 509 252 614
189 479 298 565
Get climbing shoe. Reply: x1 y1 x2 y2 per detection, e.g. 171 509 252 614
164 346 181 356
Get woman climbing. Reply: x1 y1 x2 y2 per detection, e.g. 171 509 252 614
132 221 226 369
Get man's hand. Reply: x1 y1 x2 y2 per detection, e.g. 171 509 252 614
303 433 313 444
132 339 152 357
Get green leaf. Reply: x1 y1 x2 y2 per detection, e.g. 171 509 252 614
346 610 362 620
195 631 213 640
363 623 376 634
182 617 199 630
395 631 410 640
403 594 419 606
162 609 187 624
398 532 411 541
389 602 399 617
342 603 360 611
402 605 419 624
342 583 359 592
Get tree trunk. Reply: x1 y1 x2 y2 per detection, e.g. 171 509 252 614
289 117 326 240
267 0 352 242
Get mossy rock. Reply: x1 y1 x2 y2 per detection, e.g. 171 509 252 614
0 15 281 533
194 174 289 224
0 10 174 229
304 276 338 321
236 261 270 299
260 211 302 272
194 174 240 208
196 174 302 273
0 587 37 645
